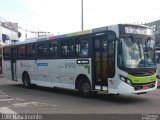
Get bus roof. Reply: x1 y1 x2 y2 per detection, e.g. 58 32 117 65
2 23 151 47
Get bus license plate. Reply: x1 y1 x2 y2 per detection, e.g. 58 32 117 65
143 85 149 90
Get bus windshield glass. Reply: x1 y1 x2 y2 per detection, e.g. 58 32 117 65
118 37 156 69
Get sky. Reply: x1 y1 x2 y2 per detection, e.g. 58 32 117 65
0 0 160 40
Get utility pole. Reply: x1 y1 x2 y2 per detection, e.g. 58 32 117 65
81 0 84 31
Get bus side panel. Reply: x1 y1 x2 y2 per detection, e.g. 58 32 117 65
49 59 92 89
35 60 51 87
16 60 37 84
2 60 12 80
49 59 61 88
15 58 92 90
53 59 76 89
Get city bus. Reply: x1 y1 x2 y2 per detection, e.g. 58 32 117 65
2 24 157 97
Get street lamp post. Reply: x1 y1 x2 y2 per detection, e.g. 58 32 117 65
81 0 84 31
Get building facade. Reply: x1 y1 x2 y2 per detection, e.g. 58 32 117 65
0 21 19 74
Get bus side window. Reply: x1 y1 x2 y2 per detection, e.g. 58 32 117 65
49 41 60 58
61 45 68 57
68 44 74 57
61 38 74 58
3 47 11 60
26 44 36 59
76 39 89 57
17 45 26 59
38 42 48 59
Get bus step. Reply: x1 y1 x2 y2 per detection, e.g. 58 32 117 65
95 85 108 90
97 90 108 94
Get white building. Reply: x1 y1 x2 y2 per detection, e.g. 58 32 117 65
0 21 19 44
0 20 20 74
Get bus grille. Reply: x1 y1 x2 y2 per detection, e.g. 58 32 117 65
132 81 156 91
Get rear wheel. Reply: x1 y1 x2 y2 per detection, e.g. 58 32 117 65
78 79 92 97
22 73 31 88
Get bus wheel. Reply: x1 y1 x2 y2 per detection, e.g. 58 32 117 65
78 79 92 97
22 73 31 88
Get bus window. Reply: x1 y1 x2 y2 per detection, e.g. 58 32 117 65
18 45 26 59
61 39 74 58
156 51 160 63
68 44 74 57
3 47 11 60
26 44 36 59
49 41 60 58
76 39 89 57
61 45 68 57
38 42 48 59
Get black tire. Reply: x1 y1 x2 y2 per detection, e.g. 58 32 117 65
78 79 92 97
22 73 32 88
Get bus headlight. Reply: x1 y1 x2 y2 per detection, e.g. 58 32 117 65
119 75 132 86
126 80 132 86
119 75 126 82
120 75 125 81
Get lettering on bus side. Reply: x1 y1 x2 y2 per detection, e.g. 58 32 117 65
21 62 31 68
37 63 48 67
65 63 76 68
77 59 89 64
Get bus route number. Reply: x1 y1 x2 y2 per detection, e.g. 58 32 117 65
65 63 76 68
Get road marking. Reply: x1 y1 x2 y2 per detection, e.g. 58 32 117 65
0 98 24 102
13 102 32 107
0 99 14 102
15 98 25 101
12 102 59 107
0 94 11 97
0 107 17 114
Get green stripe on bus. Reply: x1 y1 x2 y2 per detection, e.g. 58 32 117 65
84 64 90 74
127 74 156 84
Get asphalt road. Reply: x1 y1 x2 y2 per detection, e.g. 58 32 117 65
0 78 160 115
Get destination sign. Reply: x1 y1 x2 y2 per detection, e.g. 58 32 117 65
125 27 145 34
119 25 154 36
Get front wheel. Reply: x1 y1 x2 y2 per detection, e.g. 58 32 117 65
78 79 92 97
22 73 32 88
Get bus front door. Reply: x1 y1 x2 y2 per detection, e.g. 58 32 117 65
11 47 17 81
94 36 115 90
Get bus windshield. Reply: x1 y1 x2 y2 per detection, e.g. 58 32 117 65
118 37 156 69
